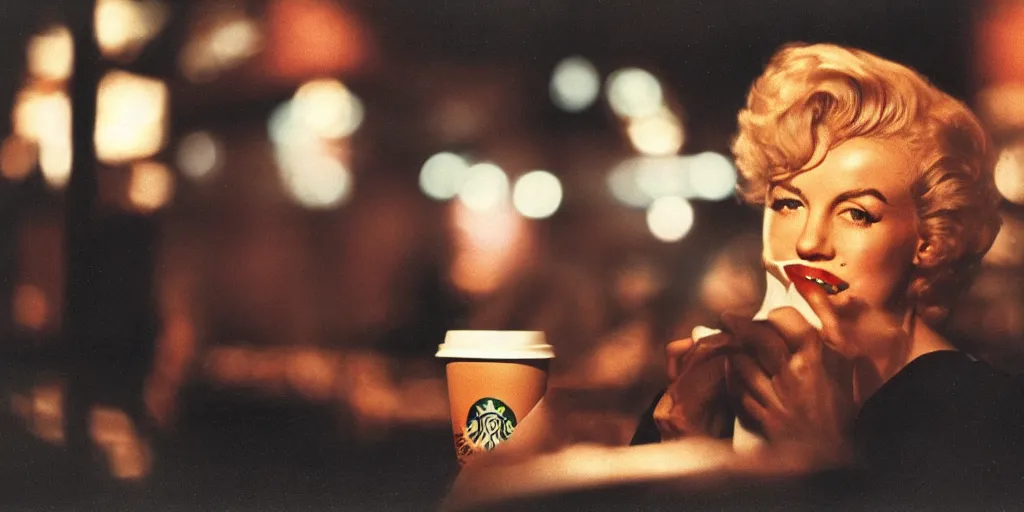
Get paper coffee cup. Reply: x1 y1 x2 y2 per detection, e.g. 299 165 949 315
436 331 555 466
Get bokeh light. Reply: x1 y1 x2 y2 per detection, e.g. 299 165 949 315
627 109 684 156
550 56 601 112
176 131 222 181
279 153 353 209
646 196 694 242
180 16 264 82
635 156 689 200
13 88 72 188
292 79 364 139
607 158 655 208
512 170 563 219
457 163 509 212
994 143 1024 204
984 212 1024 267
13 283 48 331
979 85 1024 131
95 0 169 61
95 71 168 163
268 81 360 209
698 235 763 314
688 151 737 201
606 68 663 119
89 406 151 480
1 136 38 181
13 89 70 147
129 161 175 212
210 19 262 63
419 152 471 201
449 200 530 296
27 25 73 81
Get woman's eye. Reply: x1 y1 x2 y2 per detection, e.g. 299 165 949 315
843 208 879 225
770 198 802 212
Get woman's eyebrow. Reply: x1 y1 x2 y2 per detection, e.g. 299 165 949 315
772 183 805 199
834 188 890 205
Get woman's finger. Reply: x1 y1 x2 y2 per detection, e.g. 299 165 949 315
728 353 785 412
738 393 770 435
765 307 818 354
720 313 789 376
665 337 694 380
791 279 857 358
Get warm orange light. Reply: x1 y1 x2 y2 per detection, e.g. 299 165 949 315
976 1 1024 85
287 350 337 402
266 0 368 78
89 406 151 480
95 71 168 163
0 135 37 181
13 283 48 330
128 160 175 212
449 200 533 295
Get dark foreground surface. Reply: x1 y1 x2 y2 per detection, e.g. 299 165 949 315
1 387 459 512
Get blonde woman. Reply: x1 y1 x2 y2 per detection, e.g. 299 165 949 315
634 43 1024 493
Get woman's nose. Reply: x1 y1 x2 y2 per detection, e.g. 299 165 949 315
795 215 835 261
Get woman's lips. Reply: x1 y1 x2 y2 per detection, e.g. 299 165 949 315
783 264 850 295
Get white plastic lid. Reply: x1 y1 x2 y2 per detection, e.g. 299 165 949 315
435 330 556 360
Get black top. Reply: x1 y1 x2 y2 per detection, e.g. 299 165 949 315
631 350 1024 502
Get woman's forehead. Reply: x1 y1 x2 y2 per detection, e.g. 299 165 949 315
776 138 917 200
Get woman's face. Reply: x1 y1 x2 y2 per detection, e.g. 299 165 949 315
762 137 924 314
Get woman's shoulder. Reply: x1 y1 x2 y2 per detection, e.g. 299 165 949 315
858 350 1023 426
868 350 1018 404
855 350 1024 484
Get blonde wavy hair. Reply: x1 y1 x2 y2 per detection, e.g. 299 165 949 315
732 43 1001 326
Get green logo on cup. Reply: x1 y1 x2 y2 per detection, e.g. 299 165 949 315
465 397 517 451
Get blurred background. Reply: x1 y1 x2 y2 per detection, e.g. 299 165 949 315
0 0 1022 509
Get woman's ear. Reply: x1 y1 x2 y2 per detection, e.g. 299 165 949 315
912 238 939 268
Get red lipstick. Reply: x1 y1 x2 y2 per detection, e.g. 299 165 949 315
783 264 849 295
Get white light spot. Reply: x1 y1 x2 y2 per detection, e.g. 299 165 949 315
95 0 169 60
512 170 563 219
292 79 364 139
458 163 509 212
419 152 471 201
607 158 653 208
627 110 684 156
279 154 352 209
268 101 297 147
606 68 663 119
13 88 72 189
39 139 72 189
27 26 73 81
646 196 694 242
994 144 1024 205
95 71 168 163
636 156 690 199
688 151 737 201
550 56 600 113
176 131 222 181
210 19 262 62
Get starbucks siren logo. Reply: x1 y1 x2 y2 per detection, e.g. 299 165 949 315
465 397 517 451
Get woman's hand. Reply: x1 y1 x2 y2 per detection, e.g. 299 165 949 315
723 282 864 468
654 334 736 440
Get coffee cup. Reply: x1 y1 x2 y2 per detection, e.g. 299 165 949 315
436 330 555 466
